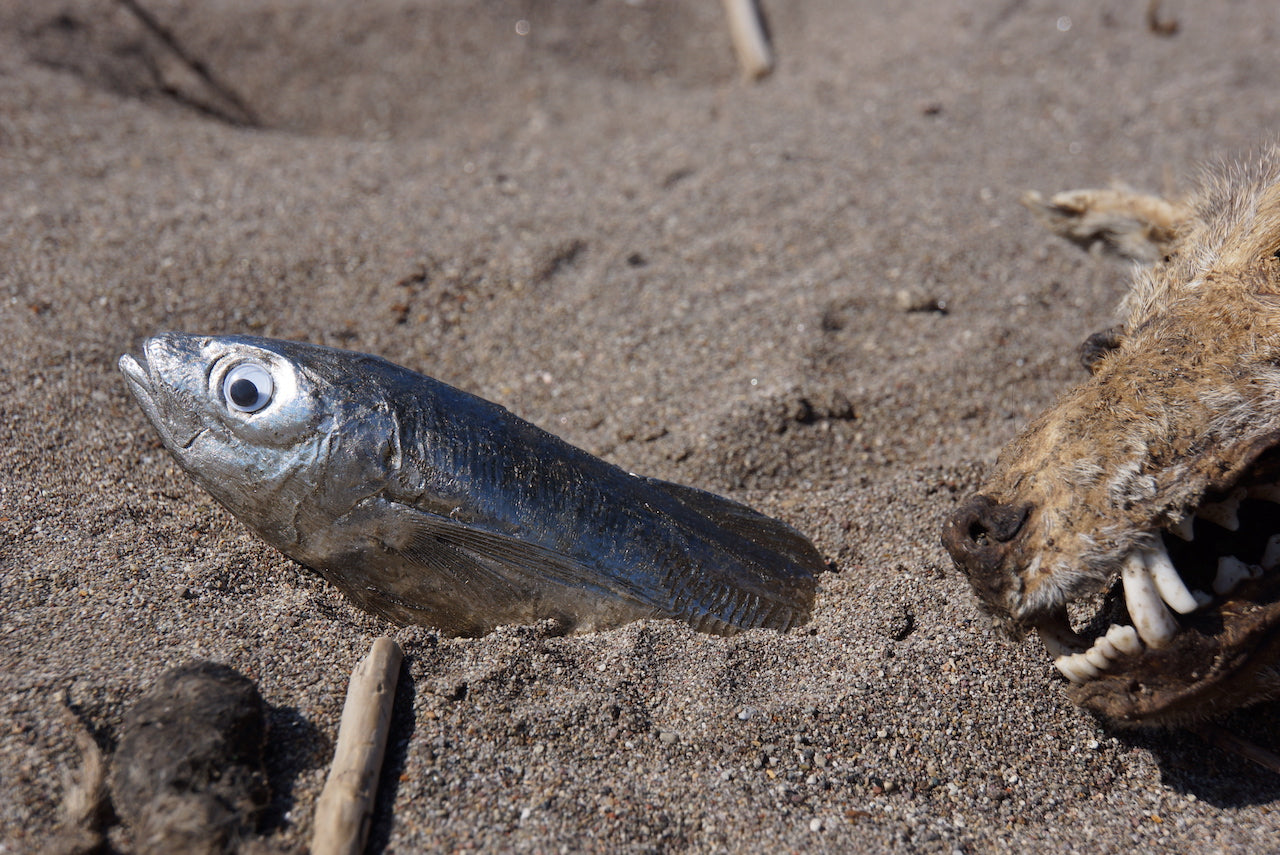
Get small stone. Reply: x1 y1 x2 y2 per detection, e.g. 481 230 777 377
894 288 949 314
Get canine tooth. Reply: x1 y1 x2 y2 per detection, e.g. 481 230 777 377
1105 623 1143 657
1196 489 1245 531
1143 545 1199 614
1248 485 1280 504
1054 652 1101 684
1263 534 1280 571
1213 556 1262 596
1167 515 1195 542
1122 551 1178 648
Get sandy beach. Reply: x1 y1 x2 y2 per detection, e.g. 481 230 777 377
4 1 1280 851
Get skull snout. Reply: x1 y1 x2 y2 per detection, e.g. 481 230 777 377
942 495 1032 610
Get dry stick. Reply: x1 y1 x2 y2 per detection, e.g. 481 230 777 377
1146 0 1180 36
115 0 261 126
721 0 774 80
311 637 404 855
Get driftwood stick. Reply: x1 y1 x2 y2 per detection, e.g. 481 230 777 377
311 637 404 855
721 0 773 80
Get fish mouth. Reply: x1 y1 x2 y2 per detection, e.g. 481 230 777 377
119 350 159 417
1036 452 1280 725
118 337 207 451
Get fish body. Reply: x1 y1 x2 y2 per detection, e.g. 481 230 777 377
119 333 822 636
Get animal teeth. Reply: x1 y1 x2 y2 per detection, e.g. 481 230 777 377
1084 645 1112 670
1122 550 1179 648
1052 624 1143 684
1054 652 1101 683
1042 525 1266 685
1195 488 1245 531
1143 544 1200 614
1167 515 1195 542
1104 623 1143 657
1092 635 1118 659
1213 555 1262 596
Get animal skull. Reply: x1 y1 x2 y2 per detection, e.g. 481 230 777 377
943 152 1280 725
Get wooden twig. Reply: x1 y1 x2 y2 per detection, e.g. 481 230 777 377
721 0 774 80
115 0 261 126
1146 0 1179 36
311 637 404 855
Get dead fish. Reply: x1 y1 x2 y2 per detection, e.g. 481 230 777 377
119 333 822 636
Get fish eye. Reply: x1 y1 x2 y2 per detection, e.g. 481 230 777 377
222 362 275 413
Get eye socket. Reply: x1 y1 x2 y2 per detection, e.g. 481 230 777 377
222 362 275 413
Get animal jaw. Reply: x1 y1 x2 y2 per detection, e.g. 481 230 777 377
943 149 1280 726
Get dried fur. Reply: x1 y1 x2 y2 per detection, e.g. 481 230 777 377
47 664 277 855
46 697 109 855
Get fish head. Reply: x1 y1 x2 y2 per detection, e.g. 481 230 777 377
119 332 398 549
943 164 1280 725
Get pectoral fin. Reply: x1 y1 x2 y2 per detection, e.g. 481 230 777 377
352 499 656 634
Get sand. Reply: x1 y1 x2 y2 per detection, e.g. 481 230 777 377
4 0 1280 851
